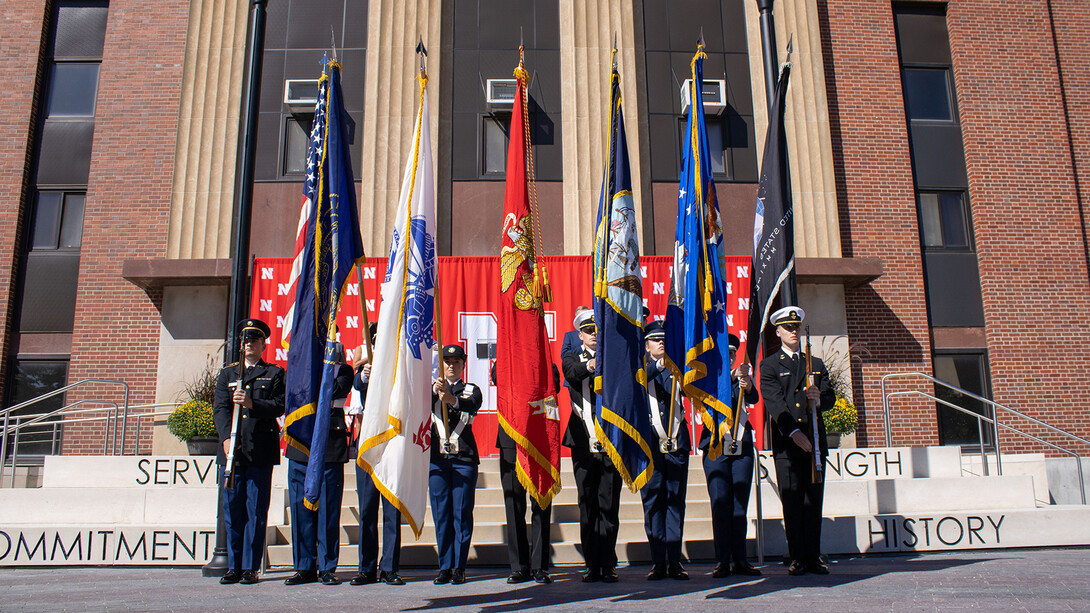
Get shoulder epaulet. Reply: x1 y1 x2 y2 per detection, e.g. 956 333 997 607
226 362 239 368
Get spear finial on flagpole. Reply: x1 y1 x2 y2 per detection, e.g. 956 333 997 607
416 37 427 75
330 26 338 63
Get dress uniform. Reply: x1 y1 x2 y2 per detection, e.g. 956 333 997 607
759 306 835 575
213 318 285 585
428 344 483 585
347 336 406 586
562 310 622 583
701 333 761 578
283 343 353 586
640 320 691 581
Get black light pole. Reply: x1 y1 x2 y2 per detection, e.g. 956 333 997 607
755 0 795 307
203 0 268 578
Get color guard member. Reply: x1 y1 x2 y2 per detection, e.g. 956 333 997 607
640 320 690 580
283 342 353 586
429 344 483 585
702 333 761 578
562 310 622 583
760 306 835 575
347 325 406 586
214 319 285 585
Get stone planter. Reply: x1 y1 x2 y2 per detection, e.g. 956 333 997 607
825 432 843 450
185 437 219 456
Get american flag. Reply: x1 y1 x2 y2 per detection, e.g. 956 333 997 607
281 76 329 349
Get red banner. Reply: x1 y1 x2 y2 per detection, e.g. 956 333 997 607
251 255 757 455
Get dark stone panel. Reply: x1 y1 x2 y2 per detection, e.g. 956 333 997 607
249 181 362 257
642 0 670 51
285 49 329 84
478 0 533 50
452 52 482 114
651 182 680 255
53 4 108 59
36 121 94 186
19 253 80 333
644 52 676 115
716 181 759 256
287 0 347 49
265 0 290 49
909 123 968 189
668 0 724 52
721 0 749 54
449 180 563 256
531 109 562 181
254 112 282 181
526 52 561 111
725 112 757 182
533 0 560 49
648 114 680 182
922 251 985 327
451 111 480 180
480 49 518 84
259 50 286 114
339 48 367 112
723 52 753 115
342 0 369 48
894 9 952 66
453 0 478 49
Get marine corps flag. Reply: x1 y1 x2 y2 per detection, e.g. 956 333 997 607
496 48 562 509
747 61 794 366
663 46 735 460
356 66 437 537
284 61 366 510
592 51 655 491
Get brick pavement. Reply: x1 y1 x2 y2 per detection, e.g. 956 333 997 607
1 548 1088 612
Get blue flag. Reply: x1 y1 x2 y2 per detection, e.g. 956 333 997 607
284 61 366 511
592 57 654 491
663 47 735 460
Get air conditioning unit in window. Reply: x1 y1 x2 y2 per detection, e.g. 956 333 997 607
284 79 320 113
486 79 518 110
679 79 727 115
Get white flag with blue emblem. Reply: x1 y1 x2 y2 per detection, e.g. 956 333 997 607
356 74 436 538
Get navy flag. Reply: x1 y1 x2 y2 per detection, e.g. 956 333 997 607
747 62 794 365
284 61 366 511
663 46 735 460
592 52 655 491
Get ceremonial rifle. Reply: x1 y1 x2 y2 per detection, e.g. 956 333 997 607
726 357 750 455
223 336 245 490
804 325 823 483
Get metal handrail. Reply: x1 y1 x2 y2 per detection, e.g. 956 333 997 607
1 378 130 452
882 371 1090 504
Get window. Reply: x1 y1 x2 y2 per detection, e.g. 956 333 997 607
482 115 510 176
677 117 728 178
4 360 69 456
282 117 312 176
903 68 953 121
918 191 970 249
933 352 992 448
31 192 85 250
45 64 100 117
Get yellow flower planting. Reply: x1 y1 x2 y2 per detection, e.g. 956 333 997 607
823 396 858 435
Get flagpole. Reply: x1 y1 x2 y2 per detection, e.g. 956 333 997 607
207 0 267 579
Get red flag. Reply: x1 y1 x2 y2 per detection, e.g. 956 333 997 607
496 50 562 508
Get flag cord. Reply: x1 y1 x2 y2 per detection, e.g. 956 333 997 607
517 46 550 304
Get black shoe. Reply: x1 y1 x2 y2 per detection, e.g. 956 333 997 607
533 569 552 584
732 562 762 576
507 569 532 584
711 563 731 578
451 568 466 585
582 568 601 583
349 571 377 585
600 567 618 583
646 565 667 581
433 569 452 585
666 563 688 580
806 561 830 575
239 570 260 585
284 570 318 586
787 560 807 576
319 571 341 585
220 569 242 584
381 571 405 586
